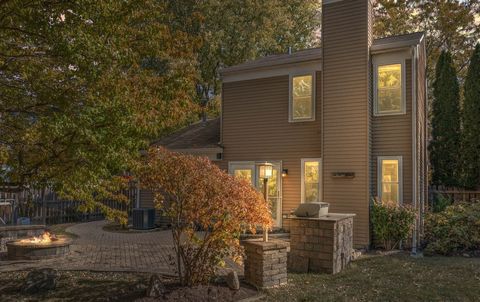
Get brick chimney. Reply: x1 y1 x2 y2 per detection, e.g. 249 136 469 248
321 0 373 247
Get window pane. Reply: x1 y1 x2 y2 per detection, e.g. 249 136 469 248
304 161 320 203
304 161 319 183
305 183 319 203
234 169 252 183
292 75 313 119
382 160 398 182
382 183 399 203
377 64 402 113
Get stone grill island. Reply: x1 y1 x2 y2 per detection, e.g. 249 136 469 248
286 203 355 274
6 232 72 260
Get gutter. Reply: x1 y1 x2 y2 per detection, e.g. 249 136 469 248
411 45 418 255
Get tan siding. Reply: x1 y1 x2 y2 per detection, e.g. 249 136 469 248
221 73 322 215
372 60 413 204
139 189 154 208
322 0 372 247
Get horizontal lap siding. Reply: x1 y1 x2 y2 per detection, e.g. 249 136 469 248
372 60 413 205
221 73 322 215
322 0 371 247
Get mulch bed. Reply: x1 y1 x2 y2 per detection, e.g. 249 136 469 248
0 270 258 302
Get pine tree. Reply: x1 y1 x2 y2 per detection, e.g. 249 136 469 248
461 44 480 189
429 51 462 187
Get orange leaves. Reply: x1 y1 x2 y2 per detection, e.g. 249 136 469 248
136 147 272 285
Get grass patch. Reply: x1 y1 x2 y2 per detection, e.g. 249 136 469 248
263 253 480 302
0 271 149 302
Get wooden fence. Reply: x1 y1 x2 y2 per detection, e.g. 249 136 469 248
0 187 136 225
429 185 480 203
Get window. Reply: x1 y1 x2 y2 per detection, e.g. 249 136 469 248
375 63 405 115
301 159 322 203
290 74 315 121
377 156 403 204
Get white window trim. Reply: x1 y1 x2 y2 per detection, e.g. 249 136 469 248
377 156 403 204
289 72 316 122
373 60 406 116
301 158 322 203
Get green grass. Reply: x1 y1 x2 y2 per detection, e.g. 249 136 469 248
263 253 480 302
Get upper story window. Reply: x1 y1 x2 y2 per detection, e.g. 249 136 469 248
375 63 405 116
290 74 315 122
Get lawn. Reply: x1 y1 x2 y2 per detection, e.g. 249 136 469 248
263 253 480 302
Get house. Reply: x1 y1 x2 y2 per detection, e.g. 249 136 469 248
142 0 428 248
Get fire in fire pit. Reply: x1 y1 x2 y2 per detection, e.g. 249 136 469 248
7 231 72 260
19 231 55 245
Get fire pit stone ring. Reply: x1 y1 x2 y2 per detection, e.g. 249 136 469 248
6 235 72 260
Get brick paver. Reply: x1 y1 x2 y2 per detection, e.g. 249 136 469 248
0 220 242 275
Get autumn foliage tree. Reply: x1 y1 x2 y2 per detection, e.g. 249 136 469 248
137 147 272 286
0 1 198 216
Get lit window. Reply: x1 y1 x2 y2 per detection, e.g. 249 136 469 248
290 74 314 121
378 157 402 204
375 64 404 115
301 159 321 203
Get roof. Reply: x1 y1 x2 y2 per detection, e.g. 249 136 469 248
220 48 322 75
220 32 425 75
152 118 222 150
372 32 425 52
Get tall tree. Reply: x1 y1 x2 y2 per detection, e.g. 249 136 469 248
166 0 321 119
461 44 480 189
429 51 462 187
374 0 480 81
0 1 198 219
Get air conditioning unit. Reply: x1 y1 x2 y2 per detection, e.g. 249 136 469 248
132 208 156 230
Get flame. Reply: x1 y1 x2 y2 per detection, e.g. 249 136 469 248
20 231 53 244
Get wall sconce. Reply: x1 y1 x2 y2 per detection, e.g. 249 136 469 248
282 169 288 177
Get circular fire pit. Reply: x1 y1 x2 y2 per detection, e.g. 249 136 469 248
6 235 72 260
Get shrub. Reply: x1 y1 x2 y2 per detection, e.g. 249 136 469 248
432 192 452 213
424 202 480 256
137 147 272 286
371 199 416 250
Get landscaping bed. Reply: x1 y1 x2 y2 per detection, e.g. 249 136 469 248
262 252 480 302
0 270 258 302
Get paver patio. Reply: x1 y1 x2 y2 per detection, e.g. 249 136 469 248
0 220 242 275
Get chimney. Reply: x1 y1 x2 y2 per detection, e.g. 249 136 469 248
321 0 373 247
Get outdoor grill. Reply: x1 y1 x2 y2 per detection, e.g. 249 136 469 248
292 202 330 218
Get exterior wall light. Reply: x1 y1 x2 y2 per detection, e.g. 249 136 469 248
282 169 288 177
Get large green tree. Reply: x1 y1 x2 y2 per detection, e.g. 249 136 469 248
0 1 198 219
461 44 480 189
166 0 321 118
429 51 462 187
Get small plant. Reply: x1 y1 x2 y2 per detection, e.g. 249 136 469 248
424 201 480 256
371 199 416 250
432 192 452 213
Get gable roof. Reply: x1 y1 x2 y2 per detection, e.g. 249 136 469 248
220 32 425 76
220 48 322 76
372 32 425 52
152 118 221 150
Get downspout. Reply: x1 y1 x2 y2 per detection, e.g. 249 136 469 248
411 45 418 255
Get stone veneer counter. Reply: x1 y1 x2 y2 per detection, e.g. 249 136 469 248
286 213 355 274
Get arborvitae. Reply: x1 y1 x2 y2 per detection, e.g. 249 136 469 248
429 51 462 187
461 44 480 189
